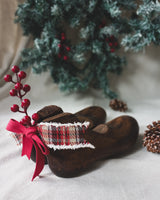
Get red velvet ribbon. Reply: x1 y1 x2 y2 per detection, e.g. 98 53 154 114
6 119 50 181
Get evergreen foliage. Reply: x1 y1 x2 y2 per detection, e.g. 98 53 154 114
15 0 160 98
122 0 160 51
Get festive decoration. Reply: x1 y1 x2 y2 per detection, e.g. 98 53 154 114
4 66 49 181
4 66 97 180
122 0 160 52
47 115 139 178
14 0 160 98
106 35 119 53
6 119 49 181
143 121 160 153
14 121 94 150
109 99 128 112
15 0 131 98
57 32 71 60
4 67 139 179
4 65 38 126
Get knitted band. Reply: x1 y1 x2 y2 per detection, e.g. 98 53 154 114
11 122 95 150
37 122 95 150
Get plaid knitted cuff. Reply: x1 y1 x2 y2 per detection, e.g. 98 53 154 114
11 122 95 150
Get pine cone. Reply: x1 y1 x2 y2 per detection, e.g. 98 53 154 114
109 99 128 112
143 121 160 153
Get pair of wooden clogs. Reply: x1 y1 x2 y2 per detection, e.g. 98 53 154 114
31 105 139 178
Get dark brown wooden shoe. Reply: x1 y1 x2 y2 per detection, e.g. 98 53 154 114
42 106 107 129
47 115 139 178
31 106 107 163
75 106 106 128
37 105 64 123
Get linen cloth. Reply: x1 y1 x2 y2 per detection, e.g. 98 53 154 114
1 1 160 200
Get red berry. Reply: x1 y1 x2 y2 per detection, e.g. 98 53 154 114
110 48 115 53
11 65 19 73
32 113 39 122
11 104 19 112
61 36 65 40
61 33 65 40
110 35 115 40
23 84 31 92
20 118 26 125
109 42 113 47
4 74 12 82
20 115 31 125
20 119 25 125
18 71 26 79
24 115 31 123
63 55 68 60
58 44 61 48
66 46 70 51
21 99 30 109
20 119 27 126
9 89 17 96
15 82 23 90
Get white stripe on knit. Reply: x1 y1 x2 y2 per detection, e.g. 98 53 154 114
38 121 90 127
47 143 95 150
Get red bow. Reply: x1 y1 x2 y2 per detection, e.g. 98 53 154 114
6 119 49 181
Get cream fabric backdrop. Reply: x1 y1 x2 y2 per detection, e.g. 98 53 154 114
1 1 160 200
0 0 31 100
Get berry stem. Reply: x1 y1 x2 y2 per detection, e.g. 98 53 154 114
21 92 27 98
24 108 29 116
15 72 29 117
17 87 22 101
11 80 16 84
16 73 19 82
18 110 25 113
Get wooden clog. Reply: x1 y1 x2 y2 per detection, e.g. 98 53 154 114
75 106 107 128
31 106 107 163
43 106 107 128
37 105 63 122
47 115 139 178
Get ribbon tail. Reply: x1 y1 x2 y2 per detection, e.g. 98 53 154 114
32 142 45 181
22 135 33 160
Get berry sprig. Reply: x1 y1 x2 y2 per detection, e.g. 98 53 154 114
106 35 119 53
57 33 71 61
4 65 39 126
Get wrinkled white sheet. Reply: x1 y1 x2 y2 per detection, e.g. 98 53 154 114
1 49 160 200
